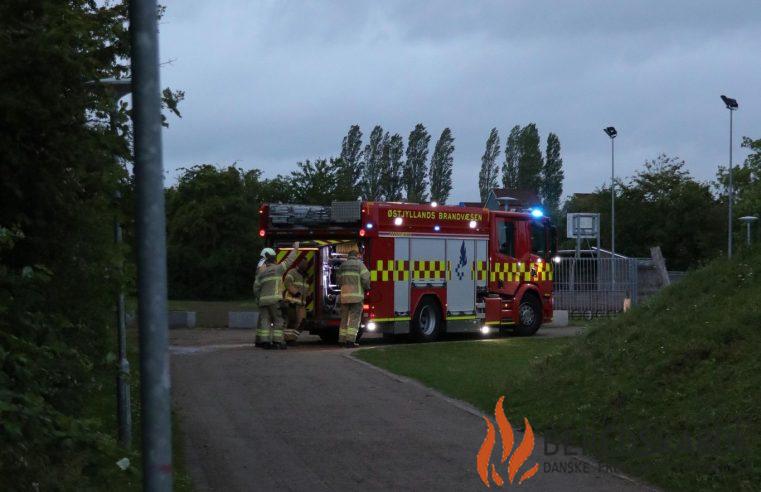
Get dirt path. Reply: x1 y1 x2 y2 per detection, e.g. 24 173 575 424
171 329 653 491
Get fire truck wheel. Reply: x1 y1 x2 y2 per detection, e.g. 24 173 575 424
411 297 442 342
515 294 541 336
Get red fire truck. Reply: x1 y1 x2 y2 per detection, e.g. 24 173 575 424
259 201 557 342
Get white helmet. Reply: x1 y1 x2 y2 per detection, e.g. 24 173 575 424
260 247 276 258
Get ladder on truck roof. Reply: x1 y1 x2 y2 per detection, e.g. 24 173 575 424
268 201 362 227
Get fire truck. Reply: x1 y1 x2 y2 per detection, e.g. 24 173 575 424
259 201 557 342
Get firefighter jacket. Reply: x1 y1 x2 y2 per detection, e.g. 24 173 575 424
283 268 307 305
337 255 370 304
253 249 298 307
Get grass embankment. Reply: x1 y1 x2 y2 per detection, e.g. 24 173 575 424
356 337 571 411
356 247 761 491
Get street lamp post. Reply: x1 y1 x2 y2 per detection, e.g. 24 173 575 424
88 77 133 449
604 126 617 286
739 216 758 246
721 95 738 258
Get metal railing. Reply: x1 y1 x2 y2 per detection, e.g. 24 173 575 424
553 256 638 319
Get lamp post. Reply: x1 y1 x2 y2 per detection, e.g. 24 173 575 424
721 95 738 258
604 126 617 286
86 77 133 449
739 216 758 246
131 0 173 487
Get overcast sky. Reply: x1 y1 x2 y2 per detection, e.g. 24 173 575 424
157 0 761 203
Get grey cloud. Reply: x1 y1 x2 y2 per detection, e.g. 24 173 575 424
159 0 761 202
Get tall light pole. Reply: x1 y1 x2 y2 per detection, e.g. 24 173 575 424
739 216 758 246
721 95 738 258
85 77 133 449
604 126 617 285
131 0 173 489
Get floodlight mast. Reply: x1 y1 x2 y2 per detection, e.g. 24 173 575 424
604 126 617 286
721 95 738 258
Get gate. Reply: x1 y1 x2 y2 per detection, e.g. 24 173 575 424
553 256 638 319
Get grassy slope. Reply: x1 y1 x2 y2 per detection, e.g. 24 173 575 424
358 248 761 491
356 337 571 411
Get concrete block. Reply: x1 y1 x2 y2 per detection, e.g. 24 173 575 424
549 310 569 327
228 311 259 329
169 311 196 329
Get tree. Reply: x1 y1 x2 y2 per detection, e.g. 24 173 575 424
404 123 431 202
361 125 386 200
564 154 723 269
516 123 543 194
167 165 261 299
541 132 564 211
291 158 338 205
380 133 405 201
0 1 182 487
502 125 521 189
429 128 455 204
478 128 501 202
335 125 363 200
716 136 761 237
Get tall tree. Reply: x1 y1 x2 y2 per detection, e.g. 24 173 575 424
361 125 385 200
404 123 431 202
291 158 338 205
541 132 564 211
380 133 405 201
429 128 455 204
502 125 521 189
479 128 501 202
336 124 363 200
516 123 543 194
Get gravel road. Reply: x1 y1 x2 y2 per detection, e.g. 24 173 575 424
171 329 654 491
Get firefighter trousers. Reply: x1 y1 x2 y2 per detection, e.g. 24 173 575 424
283 302 305 342
339 302 362 343
257 303 285 343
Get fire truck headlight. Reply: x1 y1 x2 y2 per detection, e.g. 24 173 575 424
394 217 403 226
553 255 561 264
469 220 477 229
480 325 491 335
434 225 441 232
366 223 373 229
366 321 377 332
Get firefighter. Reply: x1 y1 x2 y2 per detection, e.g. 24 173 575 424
253 242 299 349
254 247 275 347
283 260 309 344
337 244 370 348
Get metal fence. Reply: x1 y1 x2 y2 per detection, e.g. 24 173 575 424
553 256 638 320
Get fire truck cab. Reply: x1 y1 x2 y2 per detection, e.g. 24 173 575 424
259 201 556 342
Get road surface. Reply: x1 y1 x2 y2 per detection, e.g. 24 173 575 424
171 329 654 491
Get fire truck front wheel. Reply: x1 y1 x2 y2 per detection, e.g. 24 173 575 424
514 293 542 336
411 297 443 342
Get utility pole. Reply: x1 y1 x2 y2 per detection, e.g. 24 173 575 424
721 95 738 258
130 1 172 490
84 77 133 449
